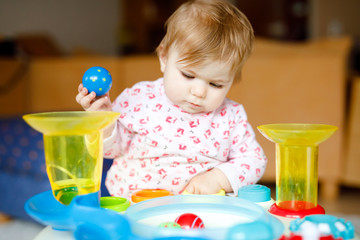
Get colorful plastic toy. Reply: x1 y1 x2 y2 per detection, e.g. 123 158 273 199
226 220 274 240
25 191 133 239
290 214 355 240
23 111 119 205
238 184 271 202
22 115 358 240
82 66 112 96
158 222 182 229
125 194 283 239
131 189 173 203
174 213 205 230
238 184 275 210
100 196 130 213
258 124 337 218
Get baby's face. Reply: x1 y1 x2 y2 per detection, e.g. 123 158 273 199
160 48 234 114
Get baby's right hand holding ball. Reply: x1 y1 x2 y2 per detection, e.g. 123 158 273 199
76 66 113 112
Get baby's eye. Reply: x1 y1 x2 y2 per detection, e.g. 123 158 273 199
181 71 195 79
210 82 223 88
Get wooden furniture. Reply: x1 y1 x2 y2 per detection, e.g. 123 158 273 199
229 37 352 200
343 76 360 186
0 58 28 115
0 37 353 200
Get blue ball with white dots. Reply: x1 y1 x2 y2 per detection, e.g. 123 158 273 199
82 66 112 96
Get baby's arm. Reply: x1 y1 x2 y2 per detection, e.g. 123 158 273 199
185 128 266 195
185 105 267 196
76 83 115 138
103 88 137 158
215 121 267 196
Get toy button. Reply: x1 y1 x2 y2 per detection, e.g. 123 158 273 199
238 184 271 202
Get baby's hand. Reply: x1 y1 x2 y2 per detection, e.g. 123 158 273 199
76 83 112 112
184 168 232 195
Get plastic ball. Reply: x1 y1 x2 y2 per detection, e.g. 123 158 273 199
82 66 112 96
158 222 182 229
54 186 78 205
174 213 205 230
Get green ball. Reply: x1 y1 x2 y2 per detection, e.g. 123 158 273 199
55 186 78 205
158 222 182 229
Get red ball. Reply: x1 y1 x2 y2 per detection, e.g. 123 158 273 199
174 213 205 230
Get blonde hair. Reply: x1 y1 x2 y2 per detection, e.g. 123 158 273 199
156 0 254 81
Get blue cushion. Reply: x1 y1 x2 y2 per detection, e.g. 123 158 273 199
0 171 51 221
0 117 47 180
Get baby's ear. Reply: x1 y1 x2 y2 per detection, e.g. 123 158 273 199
157 46 167 73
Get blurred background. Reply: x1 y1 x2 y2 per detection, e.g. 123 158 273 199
0 0 359 58
1 0 360 239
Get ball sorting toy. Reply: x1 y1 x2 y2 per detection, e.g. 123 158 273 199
82 66 112 96
174 213 205 230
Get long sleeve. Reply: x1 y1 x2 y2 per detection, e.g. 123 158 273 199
215 107 267 196
103 94 136 159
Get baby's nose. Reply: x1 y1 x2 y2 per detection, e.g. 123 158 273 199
190 82 207 98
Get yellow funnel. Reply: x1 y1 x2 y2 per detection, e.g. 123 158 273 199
23 111 119 205
258 124 337 216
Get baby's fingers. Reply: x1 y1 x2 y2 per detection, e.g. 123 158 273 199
78 83 84 93
76 84 87 102
90 95 112 111
78 91 96 109
184 184 197 194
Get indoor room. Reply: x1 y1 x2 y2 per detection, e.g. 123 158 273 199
1 0 360 239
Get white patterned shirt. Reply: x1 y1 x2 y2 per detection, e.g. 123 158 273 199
104 78 267 198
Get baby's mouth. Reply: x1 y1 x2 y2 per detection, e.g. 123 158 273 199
189 102 201 108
